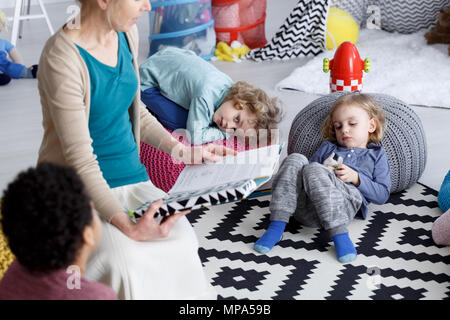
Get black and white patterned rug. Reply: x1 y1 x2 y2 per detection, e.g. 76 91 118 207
187 183 450 300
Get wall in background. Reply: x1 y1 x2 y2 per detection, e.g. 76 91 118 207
1 0 69 9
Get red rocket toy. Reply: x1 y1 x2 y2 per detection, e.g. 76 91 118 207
323 41 370 93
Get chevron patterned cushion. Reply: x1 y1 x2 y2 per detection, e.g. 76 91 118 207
374 0 450 34
288 92 427 194
247 0 329 61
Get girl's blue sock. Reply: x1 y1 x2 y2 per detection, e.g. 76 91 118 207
332 233 357 263
254 220 286 254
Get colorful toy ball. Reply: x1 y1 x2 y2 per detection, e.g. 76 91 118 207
323 41 370 93
325 7 359 50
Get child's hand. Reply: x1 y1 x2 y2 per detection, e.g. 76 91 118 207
335 164 360 186
323 153 343 172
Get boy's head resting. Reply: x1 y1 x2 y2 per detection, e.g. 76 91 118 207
321 92 386 149
213 81 282 137
1 162 101 273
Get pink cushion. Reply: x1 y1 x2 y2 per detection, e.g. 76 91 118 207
140 133 250 193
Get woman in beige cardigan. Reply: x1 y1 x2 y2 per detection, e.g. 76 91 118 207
37 0 232 299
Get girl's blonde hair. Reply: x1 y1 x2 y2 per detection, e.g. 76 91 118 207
223 81 282 132
0 10 8 32
321 92 386 144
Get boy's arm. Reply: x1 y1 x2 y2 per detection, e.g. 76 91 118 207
186 97 229 145
8 48 24 65
138 60 158 92
357 151 391 204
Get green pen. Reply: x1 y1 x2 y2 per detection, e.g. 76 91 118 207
126 208 135 220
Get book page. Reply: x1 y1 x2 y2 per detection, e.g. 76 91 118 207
169 144 281 194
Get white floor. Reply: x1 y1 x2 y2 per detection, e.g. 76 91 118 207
0 0 448 193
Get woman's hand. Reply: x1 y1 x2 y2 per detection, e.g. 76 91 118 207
173 143 238 165
335 164 360 187
110 200 190 241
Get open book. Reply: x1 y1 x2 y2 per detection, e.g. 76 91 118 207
129 144 282 221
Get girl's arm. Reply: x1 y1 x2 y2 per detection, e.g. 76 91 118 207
357 151 391 204
309 140 333 164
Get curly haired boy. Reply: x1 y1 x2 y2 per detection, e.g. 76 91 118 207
0 163 117 299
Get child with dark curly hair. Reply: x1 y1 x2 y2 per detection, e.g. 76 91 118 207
0 162 117 300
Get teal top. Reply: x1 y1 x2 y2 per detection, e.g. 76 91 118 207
139 47 234 145
76 32 149 188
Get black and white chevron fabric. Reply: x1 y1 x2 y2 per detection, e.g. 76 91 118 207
133 180 256 218
247 0 449 61
247 0 330 61
375 0 450 34
188 183 450 299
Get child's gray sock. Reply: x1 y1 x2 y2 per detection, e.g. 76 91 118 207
20 65 38 79
20 66 33 79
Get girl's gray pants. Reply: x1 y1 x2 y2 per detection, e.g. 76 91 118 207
269 153 362 237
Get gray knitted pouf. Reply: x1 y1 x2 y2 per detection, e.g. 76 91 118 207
288 92 427 193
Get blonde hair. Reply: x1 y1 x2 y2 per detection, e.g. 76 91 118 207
223 81 282 132
321 92 386 144
77 0 121 29
0 10 8 32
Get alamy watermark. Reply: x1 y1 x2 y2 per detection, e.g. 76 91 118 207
65 5 81 30
327 1 382 30
170 126 280 165
66 265 81 290
366 5 381 30
366 266 382 290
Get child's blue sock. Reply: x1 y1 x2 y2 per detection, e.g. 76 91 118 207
254 220 286 254
332 233 357 263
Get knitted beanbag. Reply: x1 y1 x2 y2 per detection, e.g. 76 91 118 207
288 92 427 193
438 170 450 212
140 134 250 193
372 0 450 34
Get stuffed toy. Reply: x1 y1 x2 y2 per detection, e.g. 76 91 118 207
424 7 450 56
0 9 38 85
323 152 344 171
212 40 250 62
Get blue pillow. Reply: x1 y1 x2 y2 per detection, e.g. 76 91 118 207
141 87 188 131
438 170 450 212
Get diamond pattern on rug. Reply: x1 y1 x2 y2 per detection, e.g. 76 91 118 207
187 183 450 300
